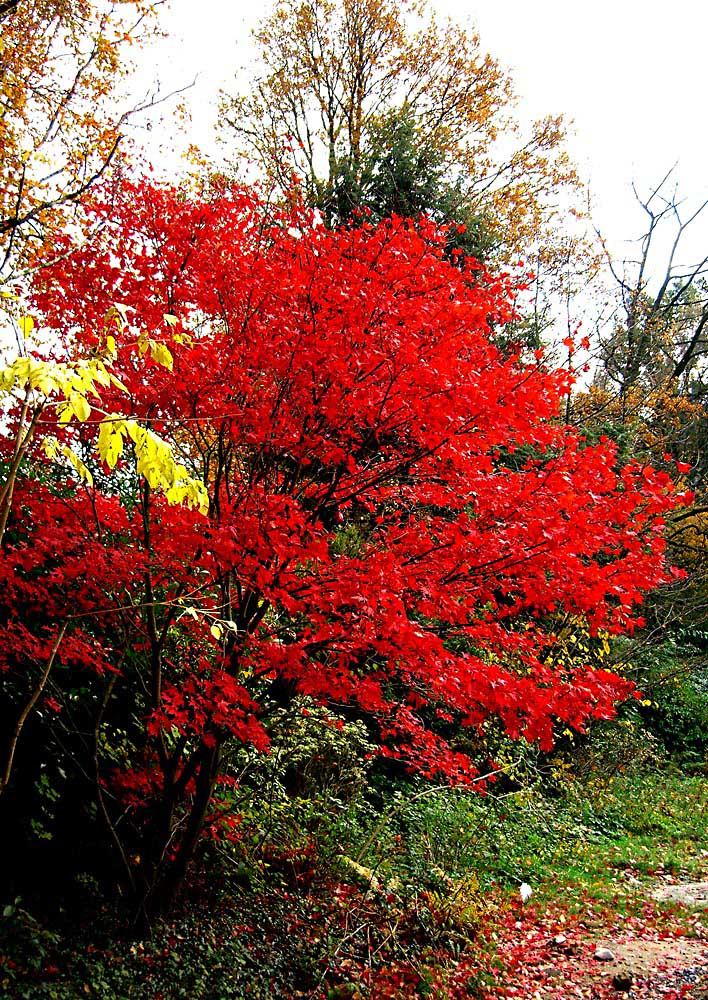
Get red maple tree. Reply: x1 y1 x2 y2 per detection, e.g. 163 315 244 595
0 179 686 915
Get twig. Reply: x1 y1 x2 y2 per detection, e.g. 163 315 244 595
0 623 67 795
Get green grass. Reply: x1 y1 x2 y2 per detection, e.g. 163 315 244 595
353 771 708 908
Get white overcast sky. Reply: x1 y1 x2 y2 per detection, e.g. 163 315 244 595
134 0 707 262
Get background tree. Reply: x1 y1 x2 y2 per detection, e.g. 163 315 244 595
572 171 708 723
219 0 583 273
322 106 497 260
592 170 708 415
0 0 160 282
579 172 708 536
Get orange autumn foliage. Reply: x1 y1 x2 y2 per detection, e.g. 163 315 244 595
0 0 157 278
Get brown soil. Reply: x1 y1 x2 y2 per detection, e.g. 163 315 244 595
652 882 708 908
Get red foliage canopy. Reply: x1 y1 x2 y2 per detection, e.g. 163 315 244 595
4 180 686 790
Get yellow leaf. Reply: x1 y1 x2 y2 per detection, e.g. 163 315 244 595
97 416 126 468
19 315 35 336
67 451 94 487
57 402 73 425
70 392 91 422
106 303 130 331
45 438 94 487
210 624 223 640
149 340 173 371
108 372 129 394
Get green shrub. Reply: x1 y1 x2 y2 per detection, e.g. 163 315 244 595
619 635 708 767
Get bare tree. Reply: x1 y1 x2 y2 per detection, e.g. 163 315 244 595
594 169 708 413
572 172 708 636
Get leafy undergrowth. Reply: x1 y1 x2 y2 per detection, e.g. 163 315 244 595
496 771 708 908
1 771 706 999
353 771 708 911
2 883 704 1000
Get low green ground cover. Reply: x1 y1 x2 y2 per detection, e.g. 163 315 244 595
2 765 705 999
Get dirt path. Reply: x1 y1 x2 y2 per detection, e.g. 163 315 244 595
593 882 708 999
489 880 707 999
588 936 707 997
652 883 708 909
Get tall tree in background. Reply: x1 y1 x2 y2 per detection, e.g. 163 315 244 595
220 0 584 276
575 171 708 634
310 106 499 260
593 171 708 413
0 0 160 281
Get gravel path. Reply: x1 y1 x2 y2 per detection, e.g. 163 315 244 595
590 881 708 998
489 878 707 999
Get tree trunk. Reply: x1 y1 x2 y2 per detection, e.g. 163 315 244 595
133 739 221 928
